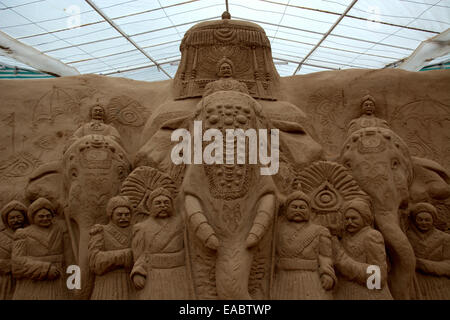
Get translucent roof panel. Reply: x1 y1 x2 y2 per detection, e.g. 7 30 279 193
0 0 448 82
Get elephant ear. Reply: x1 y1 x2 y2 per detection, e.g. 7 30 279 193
25 161 64 214
160 114 191 131
410 156 450 202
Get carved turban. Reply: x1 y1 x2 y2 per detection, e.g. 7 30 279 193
342 198 374 227
89 103 106 119
285 190 311 208
410 202 437 222
360 94 376 107
148 187 173 208
106 196 132 218
216 56 234 75
1 200 27 228
27 198 54 224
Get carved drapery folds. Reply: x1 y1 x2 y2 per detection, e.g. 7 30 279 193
174 16 279 100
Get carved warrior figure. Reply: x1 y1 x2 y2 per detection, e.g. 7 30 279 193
182 89 277 299
88 196 134 300
72 103 122 144
333 198 393 300
12 198 71 300
0 201 28 299
347 94 389 135
407 203 450 300
272 191 336 300
131 187 191 299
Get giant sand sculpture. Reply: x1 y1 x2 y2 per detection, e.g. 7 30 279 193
0 13 449 300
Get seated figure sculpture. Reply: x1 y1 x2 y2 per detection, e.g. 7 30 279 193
0 200 28 300
333 198 393 300
406 202 450 299
71 103 122 144
12 198 70 300
131 187 191 299
347 94 389 135
88 196 135 300
272 191 336 300
203 57 249 97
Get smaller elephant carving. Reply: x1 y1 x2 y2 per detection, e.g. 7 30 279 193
340 127 450 300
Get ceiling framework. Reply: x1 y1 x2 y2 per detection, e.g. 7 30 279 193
0 0 448 81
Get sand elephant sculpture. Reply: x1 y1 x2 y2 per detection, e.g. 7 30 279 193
339 126 450 299
62 134 131 299
180 89 279 299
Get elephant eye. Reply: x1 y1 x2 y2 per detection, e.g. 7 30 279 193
70 168 78 178
343 160 351 169
391 159 400 169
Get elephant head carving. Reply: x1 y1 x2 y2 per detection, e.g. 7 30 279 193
62 134 131 299
339 126 450 299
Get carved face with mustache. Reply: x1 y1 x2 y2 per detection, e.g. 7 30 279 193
149 195 173 219
286 199 310 223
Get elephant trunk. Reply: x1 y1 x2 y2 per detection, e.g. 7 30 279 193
74 227 95 300
374 206 416 300
215 241 252 299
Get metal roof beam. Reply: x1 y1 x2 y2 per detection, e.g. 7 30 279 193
259 0 440 34
85 0 171 79
235 16 413 51
293 0 358 75
0 30 79 76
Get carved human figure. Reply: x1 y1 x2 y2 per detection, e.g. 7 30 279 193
182 90 277 299
0 201 28 300
347 94 389 135
406 202 450 299
203 57 249 97
217 57 233 78
88 196 135 300
72 104 122 144
131 187 191 299
333 198 393 300
272 191 336 300
12 198 71 300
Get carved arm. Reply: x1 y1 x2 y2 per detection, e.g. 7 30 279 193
184 194 219 250
12 230 52 281
88 225 133 276
246 193 276 248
